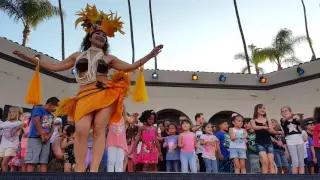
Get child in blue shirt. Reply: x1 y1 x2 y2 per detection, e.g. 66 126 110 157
216 120 234 173
163 123 180 172
304 119 317 174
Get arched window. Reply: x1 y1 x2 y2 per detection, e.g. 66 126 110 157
156 109 189 125
209 111 245 131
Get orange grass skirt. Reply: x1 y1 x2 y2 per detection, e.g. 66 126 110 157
55 72 130 124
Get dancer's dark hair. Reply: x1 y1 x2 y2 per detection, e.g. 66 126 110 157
81 32 109 54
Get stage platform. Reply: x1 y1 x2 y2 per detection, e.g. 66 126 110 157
0 173 319 180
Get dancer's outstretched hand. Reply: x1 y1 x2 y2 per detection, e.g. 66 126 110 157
149 44 163 57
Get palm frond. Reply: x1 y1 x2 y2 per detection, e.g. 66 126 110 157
282 56 302 65
269 28 307 61
29 1 62 28
234 53 247 61
259 47 278 62
252 48 268 64
257 67 265 74
291 35 308 45
248 44 257 52
0 0 25 25
240 65 254 73
276 43 294 57
273 28 292 47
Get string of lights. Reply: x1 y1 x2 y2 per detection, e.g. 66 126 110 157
70 66 306 84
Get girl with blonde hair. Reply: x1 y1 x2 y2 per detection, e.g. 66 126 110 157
0 106 24 172
270 119 289 174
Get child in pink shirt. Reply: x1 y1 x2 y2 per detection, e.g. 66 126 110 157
200 122 219 173
178 120 198 173
313 107 320 171
134 110 161 172
106 108 138 172
20 112 31 172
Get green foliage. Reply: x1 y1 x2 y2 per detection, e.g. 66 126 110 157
0 0 60 28
234 44 267 74
261 28 306 69
0 0 63 29
0 0 65 45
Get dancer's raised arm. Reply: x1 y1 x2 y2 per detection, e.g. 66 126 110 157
12 51 79 72
110 45 163 72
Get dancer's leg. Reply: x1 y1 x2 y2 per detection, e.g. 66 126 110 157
74 114 93 172
90 106 113 172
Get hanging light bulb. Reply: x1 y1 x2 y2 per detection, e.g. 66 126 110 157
259 76 267 83
152 71 158 79
219 74 227 82
192 73 198 81
297 67 305 75
71 68 76 75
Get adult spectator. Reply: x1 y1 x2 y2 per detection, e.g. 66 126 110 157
25 97 60 172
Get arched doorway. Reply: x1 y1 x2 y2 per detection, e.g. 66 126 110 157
209 111 244 131
156 109 189 124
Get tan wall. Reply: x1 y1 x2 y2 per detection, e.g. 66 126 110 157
124 86 269 122
125 79 320 122
0 60 73 109
1 37 319 122
2 37 320 87
267 78 320 120
1 58 319 123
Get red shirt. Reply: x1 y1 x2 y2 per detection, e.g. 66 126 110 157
313 124 320 148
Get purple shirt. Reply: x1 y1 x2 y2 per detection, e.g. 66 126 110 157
306 136 314 161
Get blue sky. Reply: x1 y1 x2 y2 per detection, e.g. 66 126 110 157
1 0 320 73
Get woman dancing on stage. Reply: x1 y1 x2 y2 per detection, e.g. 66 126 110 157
12 4 163 172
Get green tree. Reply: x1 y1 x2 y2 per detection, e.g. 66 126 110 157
233 0 251 74
261 28 306 70
234 44 267 75
0 0 62 46
301 0 316 60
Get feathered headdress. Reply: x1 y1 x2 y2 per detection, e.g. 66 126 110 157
75 4 125 37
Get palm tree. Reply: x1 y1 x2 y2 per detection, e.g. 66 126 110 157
0 0 62 46
58 0 65 59
301 0 316 60
261 28 306 70
127 0 135 63
234 44 267 75
233 0 251 74
148 0 157 70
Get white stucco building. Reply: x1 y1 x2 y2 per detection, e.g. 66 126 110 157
1 37 319 124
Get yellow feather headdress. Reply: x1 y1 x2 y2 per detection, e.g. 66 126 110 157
75 4 125 37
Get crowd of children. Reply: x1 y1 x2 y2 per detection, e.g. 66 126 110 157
0 99 320 174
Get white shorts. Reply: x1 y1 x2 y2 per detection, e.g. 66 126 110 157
0 147 17 157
